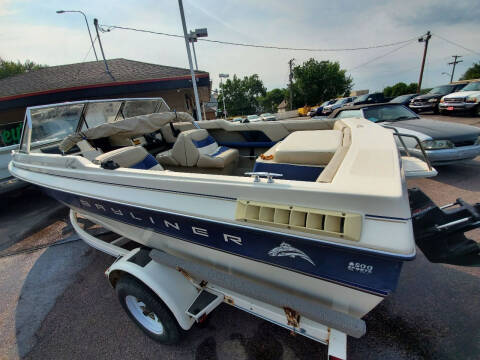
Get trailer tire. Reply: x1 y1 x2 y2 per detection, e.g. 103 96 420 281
116 275 182 344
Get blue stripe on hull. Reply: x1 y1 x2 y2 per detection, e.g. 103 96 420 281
44 188 405 296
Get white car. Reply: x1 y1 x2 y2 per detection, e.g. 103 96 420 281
439 81 480 116
260 113 276 121
245 115 262 123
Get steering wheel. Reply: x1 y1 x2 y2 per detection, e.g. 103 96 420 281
143 131 165 147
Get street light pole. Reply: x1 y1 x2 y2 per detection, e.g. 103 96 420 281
189 31 199 71
56 10 98 61
178 0 203 122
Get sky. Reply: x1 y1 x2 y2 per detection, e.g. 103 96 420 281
1 0 479 92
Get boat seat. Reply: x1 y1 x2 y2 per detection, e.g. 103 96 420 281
95 146 164 170
274 130 342 166
76 140 103 161
252 130 343 181
156 129 238 169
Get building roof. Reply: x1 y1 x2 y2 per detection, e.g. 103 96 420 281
0 58 208 101
277 99 287 109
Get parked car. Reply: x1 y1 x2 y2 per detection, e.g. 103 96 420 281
390 93 419 106
308 99 337 117
439 81 480 116
322 97 356 115
232 117 244 123
348 92 392 106
244 114 262 123
260 113 277 121
329 103 480 165
409 83 466 114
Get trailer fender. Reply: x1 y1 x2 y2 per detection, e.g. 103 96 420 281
106 248 198 330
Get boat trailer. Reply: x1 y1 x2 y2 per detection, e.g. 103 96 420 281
70 210 351 360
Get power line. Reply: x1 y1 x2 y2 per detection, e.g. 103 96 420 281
80 35 98 63
349 40 415 71
99 23 420 52
433 33 480 56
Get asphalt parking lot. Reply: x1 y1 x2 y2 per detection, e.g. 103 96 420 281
0 114 479 360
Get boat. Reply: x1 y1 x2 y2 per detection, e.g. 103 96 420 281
9 97 479 325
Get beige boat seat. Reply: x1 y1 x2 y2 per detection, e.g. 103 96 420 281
253 129 344 182
95 146 163 170
156 129 238 169
274 130 342 166
76 140 103 161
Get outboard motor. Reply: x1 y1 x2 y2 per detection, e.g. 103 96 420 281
408 188 480 266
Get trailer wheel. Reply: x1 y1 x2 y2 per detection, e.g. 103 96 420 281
116 275 182 344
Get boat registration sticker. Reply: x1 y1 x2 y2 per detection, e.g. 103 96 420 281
348 262 373 274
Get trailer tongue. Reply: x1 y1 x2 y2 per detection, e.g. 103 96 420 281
409 188 480 266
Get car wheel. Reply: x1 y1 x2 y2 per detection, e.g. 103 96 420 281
433 105 439 114
116 275 183 344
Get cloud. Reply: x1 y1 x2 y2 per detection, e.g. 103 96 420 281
0 0 16 16
396 2 480 26
1 0 479 93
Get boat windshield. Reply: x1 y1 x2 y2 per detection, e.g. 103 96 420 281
30 104 84 144
20 98 170 153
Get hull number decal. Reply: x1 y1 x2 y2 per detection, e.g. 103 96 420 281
348 262 373 274
268 242 315 266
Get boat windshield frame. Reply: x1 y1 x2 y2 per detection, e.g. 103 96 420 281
19 97 170 153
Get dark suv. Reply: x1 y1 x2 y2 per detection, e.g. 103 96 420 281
409 84 466 114
349 92 391 106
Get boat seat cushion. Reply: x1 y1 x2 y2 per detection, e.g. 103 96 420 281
274 130 342 165
76 140 103 161
156 129 238 168
95 146 163 170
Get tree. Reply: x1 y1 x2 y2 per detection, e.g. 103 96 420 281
258 88 286 112
0 58 47 80
383 82 418 97
217 74 266 116
291 59 352 107
460 62 480 80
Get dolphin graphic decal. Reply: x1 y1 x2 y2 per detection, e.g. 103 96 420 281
268 242 315 266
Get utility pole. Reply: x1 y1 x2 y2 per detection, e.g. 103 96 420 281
448 55 463 83
288 59 295 110
93 18 111 76
417 31 431 93
178 0 202 122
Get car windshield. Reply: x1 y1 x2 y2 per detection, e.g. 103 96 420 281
321 101 330 106
334 98 348 105
363 105 419 122
428 85 455 95
355 94 370 102
261 113 272 116
391 94 413 103
460 82 480 91
247 115 260 119
335 110 363 119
